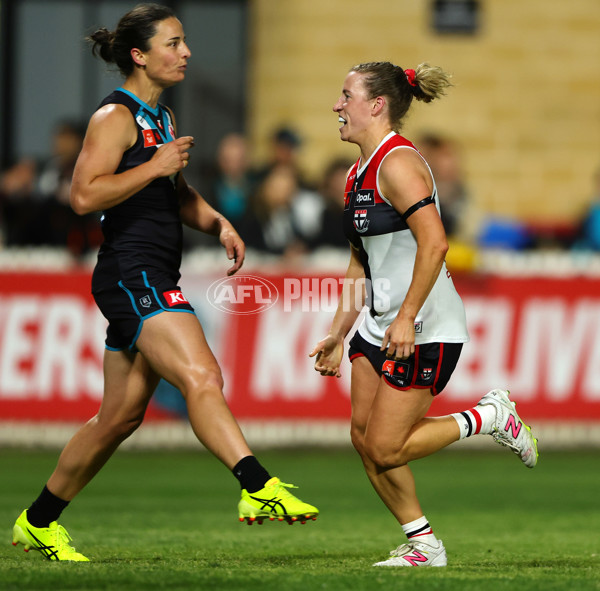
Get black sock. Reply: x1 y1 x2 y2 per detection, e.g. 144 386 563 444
26 485 70 528
232 456 271 493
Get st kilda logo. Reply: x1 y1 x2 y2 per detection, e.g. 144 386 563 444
353 209 370 233
206 275 278 315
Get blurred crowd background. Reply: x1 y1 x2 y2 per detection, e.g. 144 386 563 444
1 0 599 269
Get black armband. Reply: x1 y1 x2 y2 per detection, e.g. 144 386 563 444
401 196 435 221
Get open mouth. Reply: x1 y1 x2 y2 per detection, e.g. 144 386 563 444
338 116 347 127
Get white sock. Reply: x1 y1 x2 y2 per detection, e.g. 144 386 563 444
451 403 496 439
476 402 496 434
402 516 439 547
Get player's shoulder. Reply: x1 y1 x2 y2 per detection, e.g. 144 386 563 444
378 144 432 202
88 103 135 137
86 103 136 148
92 102 132 124
380 145 425 178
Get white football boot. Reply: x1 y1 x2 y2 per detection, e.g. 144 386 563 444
373 539 447 567
478 389 538 468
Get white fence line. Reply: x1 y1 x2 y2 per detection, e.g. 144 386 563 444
1 420 599 450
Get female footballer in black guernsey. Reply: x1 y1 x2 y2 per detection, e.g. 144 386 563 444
12 3 317 562
311 62 538 567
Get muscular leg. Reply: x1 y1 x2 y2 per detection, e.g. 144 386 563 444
365 381 461 469
135 311 252 469
48 310 251 501
47 349 160 500
351 357 423 524
350 356 461 525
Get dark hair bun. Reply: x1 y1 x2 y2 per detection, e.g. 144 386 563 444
88 27 115 63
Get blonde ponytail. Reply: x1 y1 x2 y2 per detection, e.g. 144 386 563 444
411 63 453 103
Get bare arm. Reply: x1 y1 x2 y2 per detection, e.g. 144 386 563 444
378 148 449 360
178 176 245 275
310 244 365 377
70 103 193 215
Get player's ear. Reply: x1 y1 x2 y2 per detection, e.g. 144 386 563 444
372 96 386 117
131 48 146 68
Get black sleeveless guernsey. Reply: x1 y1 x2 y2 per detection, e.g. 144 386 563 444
91 88 183 292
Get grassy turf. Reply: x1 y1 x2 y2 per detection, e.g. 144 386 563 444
0 446 598 590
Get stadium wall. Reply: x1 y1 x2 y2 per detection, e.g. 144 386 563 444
248 0 600 225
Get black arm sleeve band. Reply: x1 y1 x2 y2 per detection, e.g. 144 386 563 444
401 195 435 221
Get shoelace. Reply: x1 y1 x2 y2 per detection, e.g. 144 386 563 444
389 541 436 557
54 525 80 556
389 543 416 557
269 480 299 498
492 429 521 454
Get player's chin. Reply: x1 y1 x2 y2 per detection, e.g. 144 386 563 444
170 70 187 83
163 77 183 89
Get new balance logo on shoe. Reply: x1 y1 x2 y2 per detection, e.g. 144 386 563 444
373 540 448 567
403 551 429 566
504 414 522 438
477 389 538 468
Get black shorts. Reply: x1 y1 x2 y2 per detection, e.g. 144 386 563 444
348 331 462 395
93 270 195 351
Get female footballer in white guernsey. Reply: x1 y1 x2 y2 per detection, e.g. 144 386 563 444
311 62 538 567
12 3 317 562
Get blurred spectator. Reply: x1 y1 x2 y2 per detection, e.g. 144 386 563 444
477 218 533 250
185 132 252 251
416 132 481 245
203 132 251 222
0 158 37 244
573 165 600 251
0 157 34 243
250 126 310 190
310 157 353 249
37 120 87 204
0 158 37 198
239 163 312 258
0 120 102 256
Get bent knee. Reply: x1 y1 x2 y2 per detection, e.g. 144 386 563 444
180 366 224 399
363 436 408 469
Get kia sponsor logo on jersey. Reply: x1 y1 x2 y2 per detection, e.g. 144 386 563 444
206 275 278 315
163 290 189 307
355 190 375 206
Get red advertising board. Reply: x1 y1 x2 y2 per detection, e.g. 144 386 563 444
0 271 173 421
1 270 599 423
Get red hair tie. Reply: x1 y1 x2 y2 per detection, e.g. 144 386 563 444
405 68 417 87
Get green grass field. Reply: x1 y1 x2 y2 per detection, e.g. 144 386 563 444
1 446 598 590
